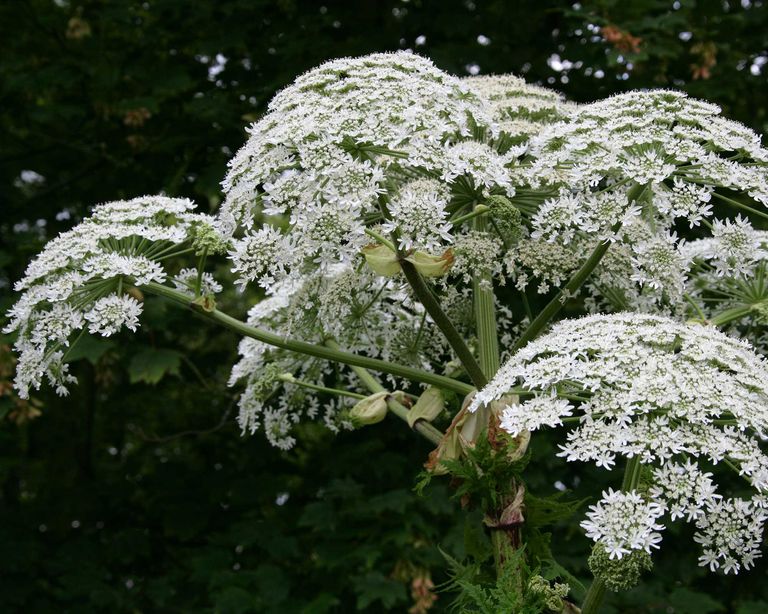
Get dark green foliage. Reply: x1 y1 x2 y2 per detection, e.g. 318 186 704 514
2 0 768 611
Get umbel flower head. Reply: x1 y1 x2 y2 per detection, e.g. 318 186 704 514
470 313 768 574
219 51 519 293
4 196 219 399
506 89 768 313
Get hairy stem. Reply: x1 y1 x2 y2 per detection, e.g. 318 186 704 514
400 259 488 390
513 182 647 351
139 281 474 396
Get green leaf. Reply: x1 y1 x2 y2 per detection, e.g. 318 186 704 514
64 335 115 364
128 348 183 384
353 571 406 610
736 601 768 614
669 588 725 614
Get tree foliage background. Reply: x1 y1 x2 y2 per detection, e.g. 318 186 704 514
1 1 767 612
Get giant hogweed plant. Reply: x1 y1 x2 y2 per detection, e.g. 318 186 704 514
6 52 768 612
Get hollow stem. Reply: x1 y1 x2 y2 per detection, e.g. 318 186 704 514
472 214 500 379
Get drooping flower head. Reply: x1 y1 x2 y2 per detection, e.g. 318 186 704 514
228 264 458 449
471 313 768 573
4 196 221 398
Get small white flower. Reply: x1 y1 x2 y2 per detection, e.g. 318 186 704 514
85 295 143 336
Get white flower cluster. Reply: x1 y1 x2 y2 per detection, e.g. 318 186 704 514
528 90 768 196
681 229 768 346
219 52 519 293
172 267 223 298
5 196 217 398
581 489 665 560
471 313 768 573
508 89 768 313
382 178 453 251
464 74 572 142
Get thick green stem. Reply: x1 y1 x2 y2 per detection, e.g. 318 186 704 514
472 215 500 379
582 456 642 614
581 579 607 614
472 217 525 590
513 183 647 351
139 282 474 396
400 259 488 390
324 340 443 445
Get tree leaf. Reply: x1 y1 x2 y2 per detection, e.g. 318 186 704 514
128 348 183 384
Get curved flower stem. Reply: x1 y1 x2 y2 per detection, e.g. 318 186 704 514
139 281 474 396
511 234 618 352
364 228 396 251
324 340 444 445
513 182 647 351
712 192 768 223
581 456 642 614
400 259 488 390
277 373 366 400
376 194 486 389
451 204 490 227
683 293 707 321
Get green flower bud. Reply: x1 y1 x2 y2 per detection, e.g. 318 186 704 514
407 386 445 428
362 243 401 276
486 195 522 244
588 542 653 592
527 575 570 612
349 391 389 426
405 249 454 277
250 364 285 401
191 222 230 255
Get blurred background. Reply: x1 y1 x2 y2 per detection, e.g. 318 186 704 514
1 1 767 612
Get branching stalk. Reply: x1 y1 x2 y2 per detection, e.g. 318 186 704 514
324 340 444 445
513 182 647 351
139 281 474 396
399 259 488 390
